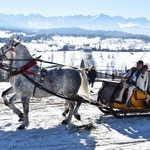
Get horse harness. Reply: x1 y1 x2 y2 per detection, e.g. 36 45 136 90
0 43 102 106
8 57 49 97
0 55 90 104
0 44 74 101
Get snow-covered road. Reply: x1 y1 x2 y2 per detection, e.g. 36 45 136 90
0 82 150 150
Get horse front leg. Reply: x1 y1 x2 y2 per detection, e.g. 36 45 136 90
1 87 14 106
18 96 30 130
62 101 75 124
2 87 24 121
9 95 24 122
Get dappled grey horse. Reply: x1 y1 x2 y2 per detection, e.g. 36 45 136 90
0 38 89 129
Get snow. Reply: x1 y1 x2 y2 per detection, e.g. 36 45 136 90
0 30 11 38
1 35 150 149
30 50 150 73
118 22 138 28
4 32 150 52
0 82 150 150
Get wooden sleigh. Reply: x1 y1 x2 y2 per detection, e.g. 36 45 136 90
97 79 150 118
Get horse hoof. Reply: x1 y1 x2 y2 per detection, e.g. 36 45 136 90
4 100 9 106
74 115 81 121
62 112 66 117
18 118 23 122
62 109 69 117
17 125 25 130
18 113 24 122
61 120 68 125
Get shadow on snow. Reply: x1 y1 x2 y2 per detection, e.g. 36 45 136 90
96 115 150 140
0 123 96 150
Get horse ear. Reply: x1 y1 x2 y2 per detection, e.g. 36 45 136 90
17 36 21 43
17 36 19 40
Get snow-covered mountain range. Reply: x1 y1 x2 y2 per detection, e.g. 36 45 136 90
0 13 150 35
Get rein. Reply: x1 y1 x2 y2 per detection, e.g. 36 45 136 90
0 41 107 108
0 55 103 107
4 58 78 70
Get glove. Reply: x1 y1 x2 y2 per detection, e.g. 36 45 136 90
126 100 132 107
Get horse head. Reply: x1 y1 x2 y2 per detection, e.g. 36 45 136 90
0 37 20 61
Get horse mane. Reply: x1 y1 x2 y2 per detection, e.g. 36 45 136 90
10 37 31 57
16 42 33 59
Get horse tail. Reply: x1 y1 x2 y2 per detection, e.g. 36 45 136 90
78 70 89 98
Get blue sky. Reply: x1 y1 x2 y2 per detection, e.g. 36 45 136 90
0 0 150 19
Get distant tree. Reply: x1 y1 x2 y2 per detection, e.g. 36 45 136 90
112 53 114 59
100 52 103 58
62 45 69 51
69 52 76 66
51 52 54 62
63 51 66 64
84 53 96 68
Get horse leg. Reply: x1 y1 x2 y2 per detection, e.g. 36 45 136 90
9 95 24 122
73 101 81 120
18 96 30 130
1 87 14 106
62 101 69 117
62 101 81 120
2 87 24 121
62 101 75 124
72 95 83 120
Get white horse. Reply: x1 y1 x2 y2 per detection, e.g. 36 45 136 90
0 38 89 129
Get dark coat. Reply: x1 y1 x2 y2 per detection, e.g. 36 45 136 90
88 69 97 82
126 68 144 85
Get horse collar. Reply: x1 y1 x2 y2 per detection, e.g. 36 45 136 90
9 56 40 77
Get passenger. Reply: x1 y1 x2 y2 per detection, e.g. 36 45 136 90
147 69 150 93
116 67 137 102
126 63 149 107
143 69 150 108
142 65 148 73
116 60 144 104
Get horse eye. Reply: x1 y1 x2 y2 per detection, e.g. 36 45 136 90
6 46 9 49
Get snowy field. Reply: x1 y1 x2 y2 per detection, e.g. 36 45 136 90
0 41 150 149
0 82 150 150
31 50 150 72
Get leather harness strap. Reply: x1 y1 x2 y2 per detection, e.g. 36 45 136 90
9 56 41 77
33 68 47 97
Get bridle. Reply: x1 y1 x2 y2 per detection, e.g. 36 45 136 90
0 42 24 74
0 42 20 61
